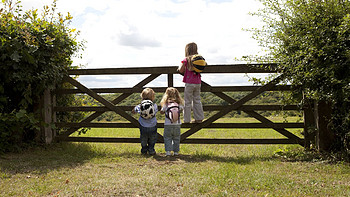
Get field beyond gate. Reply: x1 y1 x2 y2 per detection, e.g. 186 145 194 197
49 64 311 147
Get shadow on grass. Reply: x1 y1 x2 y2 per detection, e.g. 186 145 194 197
0 142 111 175
152 153 277 165
0 142 283 176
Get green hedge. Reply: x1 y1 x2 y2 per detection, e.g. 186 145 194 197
0 0 84 153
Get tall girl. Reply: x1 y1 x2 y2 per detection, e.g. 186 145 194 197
178 42 204 123
160 87 184 156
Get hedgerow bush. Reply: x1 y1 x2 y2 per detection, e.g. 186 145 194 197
0 0 84 153
247 0 350 159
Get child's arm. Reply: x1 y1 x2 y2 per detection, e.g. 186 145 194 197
132 105 139 114
154 104 159 114
178 61 186 74
179 105 184 112
160 105 166 114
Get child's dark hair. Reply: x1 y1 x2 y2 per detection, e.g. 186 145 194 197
185 42 198 57
185 42 198 71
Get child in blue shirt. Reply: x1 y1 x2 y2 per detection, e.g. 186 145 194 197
132 88 158 155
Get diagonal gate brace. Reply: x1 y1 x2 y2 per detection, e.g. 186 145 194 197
180 74 302 145
202 82 303 144
59 74 161 138
64 76 139 125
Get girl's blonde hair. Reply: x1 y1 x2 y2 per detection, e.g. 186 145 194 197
140 88 155 101
185 42 198 71
160 87 184 107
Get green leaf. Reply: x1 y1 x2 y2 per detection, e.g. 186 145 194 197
10 51 21 62
15 109 26 119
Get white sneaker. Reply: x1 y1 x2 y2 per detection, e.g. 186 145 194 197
174 152 179 156
166 151 171 156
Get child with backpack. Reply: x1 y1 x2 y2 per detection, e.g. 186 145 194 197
132 88 158 155
178 42 205 123
160 87 184 156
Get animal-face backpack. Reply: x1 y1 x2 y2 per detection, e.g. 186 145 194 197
140 100 155 119
165 101 180 123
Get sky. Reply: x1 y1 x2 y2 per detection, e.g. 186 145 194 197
17 0 266 88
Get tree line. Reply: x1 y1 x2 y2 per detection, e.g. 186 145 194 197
69 91 301 123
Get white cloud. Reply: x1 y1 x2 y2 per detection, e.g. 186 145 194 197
17 0 265 87
118 31 162 49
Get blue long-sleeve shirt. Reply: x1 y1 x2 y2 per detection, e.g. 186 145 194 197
134 103 158 127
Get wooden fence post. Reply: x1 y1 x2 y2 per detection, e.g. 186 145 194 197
303 100 315 149
52 93 57 142
41 89 55 144
314 100 334 151
168 74 173 87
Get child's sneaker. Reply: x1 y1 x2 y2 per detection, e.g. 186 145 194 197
166 151 172 156
174 152 179 156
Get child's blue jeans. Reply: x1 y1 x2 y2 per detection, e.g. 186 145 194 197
163 125 181 152
139 125 157 154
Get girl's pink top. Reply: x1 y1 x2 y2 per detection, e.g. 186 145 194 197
182 58 201 84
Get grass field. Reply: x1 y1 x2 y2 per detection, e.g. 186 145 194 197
1 118 350 196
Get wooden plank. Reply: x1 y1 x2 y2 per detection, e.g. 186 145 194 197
57 135 164 143
57 136 141 143
181 138 304 144
55 85 295 95
184 122 305 129
55 87 145 94
67 64 278 75
68 66 178 75
56 136 302 145
54 105 300 112
55 122 304 128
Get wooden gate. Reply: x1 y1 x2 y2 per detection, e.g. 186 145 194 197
48 64 312 147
